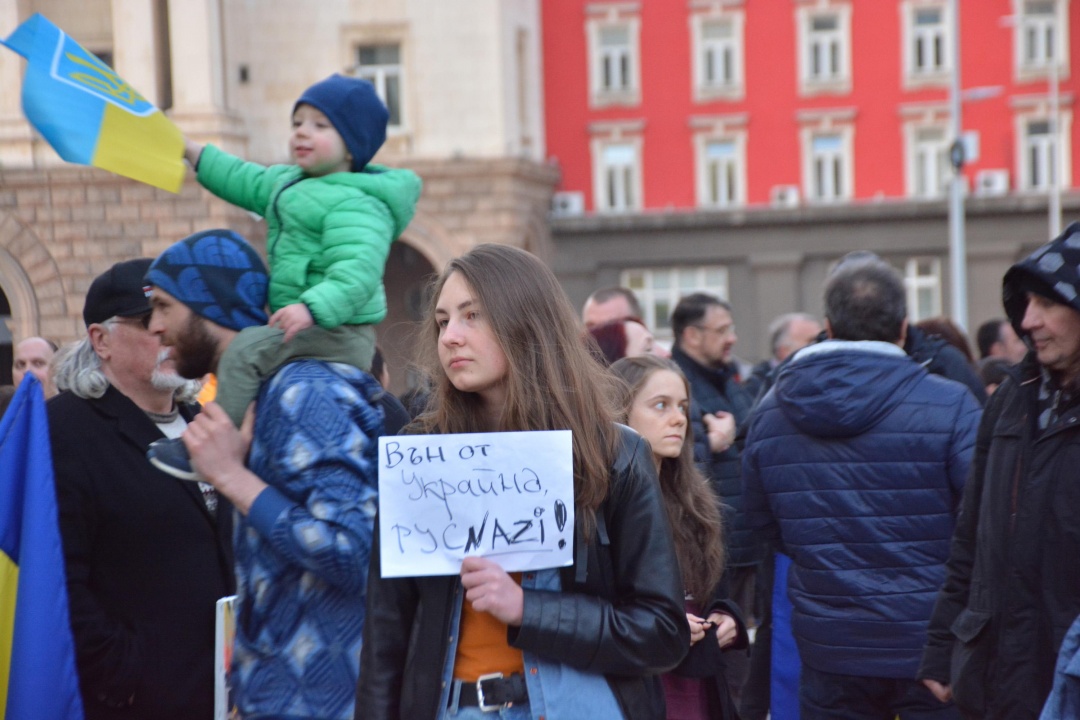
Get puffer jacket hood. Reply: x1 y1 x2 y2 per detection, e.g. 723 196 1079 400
774 340 924 438
1003 221 1080 338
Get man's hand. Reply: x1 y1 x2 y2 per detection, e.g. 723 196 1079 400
704 411 736 453
922 678 952 702
707 612 739 648
183 403 265 514
460 557 524 626
269 303 315 343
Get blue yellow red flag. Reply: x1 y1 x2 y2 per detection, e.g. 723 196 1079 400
0 376 84 720
0 13 185 193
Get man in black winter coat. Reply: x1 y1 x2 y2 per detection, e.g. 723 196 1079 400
48 259 234 720
919 223 1080 719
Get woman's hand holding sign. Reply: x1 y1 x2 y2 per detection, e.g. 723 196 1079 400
460 556 524 626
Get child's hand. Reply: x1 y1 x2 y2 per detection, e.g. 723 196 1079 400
270 303 315 343
184 137 205 168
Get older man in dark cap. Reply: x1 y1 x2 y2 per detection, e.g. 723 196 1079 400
920 223 1080 719
47 258 233 720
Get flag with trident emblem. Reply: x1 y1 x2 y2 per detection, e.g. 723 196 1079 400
0 13 185 192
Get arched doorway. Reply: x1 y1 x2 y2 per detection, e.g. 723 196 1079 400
378 240 438 396
0 287 11 385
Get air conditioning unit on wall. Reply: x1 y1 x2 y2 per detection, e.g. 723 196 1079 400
975 169 1010 197
551 191 585 217
770 185 800 208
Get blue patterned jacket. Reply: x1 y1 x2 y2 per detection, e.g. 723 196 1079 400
231 360 383 720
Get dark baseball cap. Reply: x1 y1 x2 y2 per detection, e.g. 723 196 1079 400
83 258 154 327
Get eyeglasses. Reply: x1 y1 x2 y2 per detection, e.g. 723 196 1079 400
113 312 152 330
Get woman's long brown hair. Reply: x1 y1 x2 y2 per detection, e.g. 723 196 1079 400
610 355 725 603
415 244 620 536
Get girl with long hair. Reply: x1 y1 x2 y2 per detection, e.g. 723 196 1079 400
610 354 749 720
357 244 688 720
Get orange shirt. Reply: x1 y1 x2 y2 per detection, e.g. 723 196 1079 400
453 573 525 682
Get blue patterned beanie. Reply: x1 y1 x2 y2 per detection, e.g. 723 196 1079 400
145 229 269 331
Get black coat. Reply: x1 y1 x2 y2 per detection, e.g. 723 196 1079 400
48 387 235 720
904 325 987 406
671 346 758 567
356 425 689 720
669 578 749 720
919 358 1080 719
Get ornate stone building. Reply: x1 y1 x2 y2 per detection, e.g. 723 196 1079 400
0 0 556 390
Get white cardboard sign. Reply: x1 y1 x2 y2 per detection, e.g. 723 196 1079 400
377 430 575 578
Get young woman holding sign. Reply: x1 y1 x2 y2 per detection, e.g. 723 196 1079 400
610 355 748 720
357 244 688 720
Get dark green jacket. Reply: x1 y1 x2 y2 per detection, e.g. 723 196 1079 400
197 145 422 327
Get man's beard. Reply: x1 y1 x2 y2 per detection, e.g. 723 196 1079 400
171 314 219 380
150 348 187 391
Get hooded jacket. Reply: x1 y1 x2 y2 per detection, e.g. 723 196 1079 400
920 223 1080 719
196 144 422 328
744 340 980 678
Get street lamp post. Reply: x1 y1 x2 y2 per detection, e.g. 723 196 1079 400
1049 45 1062 238
948 0 967 331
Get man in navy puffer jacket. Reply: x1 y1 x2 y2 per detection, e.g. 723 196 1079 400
743 255 981 719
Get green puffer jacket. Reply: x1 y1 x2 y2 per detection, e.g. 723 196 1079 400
196 144 422 327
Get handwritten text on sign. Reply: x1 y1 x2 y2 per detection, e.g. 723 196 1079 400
377 430 574 578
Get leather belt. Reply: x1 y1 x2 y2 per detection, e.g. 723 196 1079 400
454 672 529 711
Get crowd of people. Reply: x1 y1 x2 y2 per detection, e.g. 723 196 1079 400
3 72 1080 720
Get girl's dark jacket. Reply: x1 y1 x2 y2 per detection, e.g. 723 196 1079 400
355 424 689 720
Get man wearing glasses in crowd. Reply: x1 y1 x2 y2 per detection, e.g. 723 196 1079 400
670 293 758 704
47 258 234 720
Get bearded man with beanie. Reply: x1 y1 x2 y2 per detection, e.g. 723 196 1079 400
147 229 384 720
148 74 420 480
919 223 1080 718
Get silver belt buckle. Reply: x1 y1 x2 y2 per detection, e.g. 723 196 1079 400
477 672 507 712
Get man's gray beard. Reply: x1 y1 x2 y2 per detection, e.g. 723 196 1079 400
150 348 187 391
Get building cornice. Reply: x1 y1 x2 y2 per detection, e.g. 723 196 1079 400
550 193 1080 233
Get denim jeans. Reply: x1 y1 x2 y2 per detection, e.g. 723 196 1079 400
800 665 960 720
446 701 533 719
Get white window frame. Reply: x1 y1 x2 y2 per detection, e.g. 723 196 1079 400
353 42 405 132
587 16 641 107
690 11 745 102
695 133 747 208
901 1 953 88
904 257 943 322
801 126 854 203
592 137 643 213
904 123 951 198
620 266 730 340
1014 0 1071 81
796 3 852 95
1016 111 1074 191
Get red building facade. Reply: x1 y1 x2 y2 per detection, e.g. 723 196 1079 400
543 0 1077 214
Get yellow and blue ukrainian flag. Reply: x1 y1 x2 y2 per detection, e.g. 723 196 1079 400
0 376 83 720
0 13 184 193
